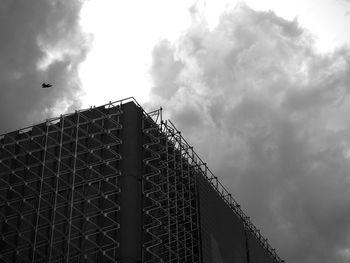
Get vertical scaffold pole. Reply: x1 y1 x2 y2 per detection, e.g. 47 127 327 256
31 121 49 262
66 111 80 262
48 115 64 261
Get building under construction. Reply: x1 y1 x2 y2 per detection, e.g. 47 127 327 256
0 98 284 263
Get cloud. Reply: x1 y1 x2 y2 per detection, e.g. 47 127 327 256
149 4 350 263
0 0 90 134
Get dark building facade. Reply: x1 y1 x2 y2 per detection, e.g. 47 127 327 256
0 98 284 263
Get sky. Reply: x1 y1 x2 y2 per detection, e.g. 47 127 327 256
1 0 350 262
0 0 89 133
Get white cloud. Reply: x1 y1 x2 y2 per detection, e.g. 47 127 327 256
149 4 350 262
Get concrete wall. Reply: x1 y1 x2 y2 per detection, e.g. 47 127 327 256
246 231 277 263
197 174 247 263
197 173 278 263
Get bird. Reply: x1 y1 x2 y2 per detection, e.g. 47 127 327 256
42 83 52 88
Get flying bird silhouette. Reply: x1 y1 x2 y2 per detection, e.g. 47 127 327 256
42 83 52 88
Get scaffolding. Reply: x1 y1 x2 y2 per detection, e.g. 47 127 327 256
0 101 124 262
159 121 285 263
142 111 201 262
141 105 284 262
0 97 284 263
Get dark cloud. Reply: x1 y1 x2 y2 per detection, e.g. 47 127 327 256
149 4 350 263
0 0 90 134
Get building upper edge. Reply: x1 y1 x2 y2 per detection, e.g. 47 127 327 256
0 97 284 262
0 97 144 138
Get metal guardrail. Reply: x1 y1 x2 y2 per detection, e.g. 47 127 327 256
162 119 285 263
140 108 285 263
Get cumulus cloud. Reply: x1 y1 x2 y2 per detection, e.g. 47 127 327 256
0 0 90 134
149 4 350 263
